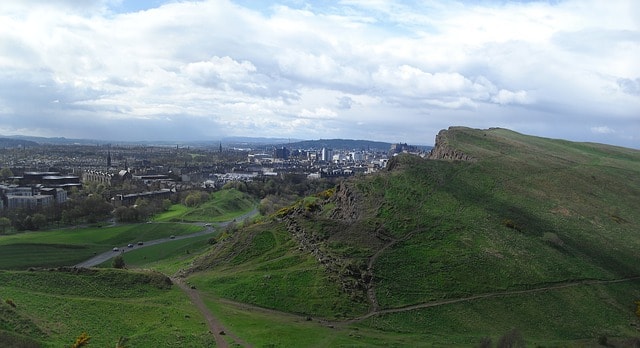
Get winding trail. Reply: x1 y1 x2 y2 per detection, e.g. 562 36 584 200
172 277 252 348
74 207 260 346
340 276 640 324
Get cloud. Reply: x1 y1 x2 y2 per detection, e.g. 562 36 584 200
591 126 615 134
492 90 532 105
617 78 640 96
0 0 638 148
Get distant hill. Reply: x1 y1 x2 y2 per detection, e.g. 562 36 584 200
0 137 39 148
0 134 427 151
272 139 432 152
187 126 640 345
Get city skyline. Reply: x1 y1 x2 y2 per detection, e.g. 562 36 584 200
0 0 639 148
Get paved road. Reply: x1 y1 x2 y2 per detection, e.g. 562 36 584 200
73 224 216 268
75 207 259 268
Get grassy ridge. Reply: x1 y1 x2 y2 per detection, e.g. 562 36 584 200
370 128 640 308
186 127 640 345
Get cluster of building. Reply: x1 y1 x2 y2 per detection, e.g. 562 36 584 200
0 140 428 211
210 143 424 187
0 172 79 210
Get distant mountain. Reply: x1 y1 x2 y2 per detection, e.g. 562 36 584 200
1 135 107 145
0 138 40 148
0 134 432 151
272 139 432 152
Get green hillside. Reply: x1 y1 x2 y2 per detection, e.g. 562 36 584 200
186 127 640 346
0 268 214 347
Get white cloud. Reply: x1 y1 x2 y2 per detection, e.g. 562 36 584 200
492 90 532 106
0 0 638 148
299 107 338 119
591 126 615 134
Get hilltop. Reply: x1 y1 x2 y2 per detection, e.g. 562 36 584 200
185 126 640 346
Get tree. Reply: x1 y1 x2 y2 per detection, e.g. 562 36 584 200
0 167 13 180
0 217 11 234
112 255 125 269
31 213 47 230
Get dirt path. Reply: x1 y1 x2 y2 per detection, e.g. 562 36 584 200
341 276 640 324
364 228 424 313
172 277 252 348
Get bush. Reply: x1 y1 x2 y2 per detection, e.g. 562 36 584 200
5 298 16 308
502 219 522 232
71 332 90 348
112 255 126 269
497 328 525 348
542 232 564 247
477 337 492 348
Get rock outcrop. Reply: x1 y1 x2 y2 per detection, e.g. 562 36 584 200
329 182 361 221
427 128 475 161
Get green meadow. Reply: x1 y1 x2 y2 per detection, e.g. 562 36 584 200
154 189 256 223
0 223 202 270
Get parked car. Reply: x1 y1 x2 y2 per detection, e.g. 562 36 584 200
169 235 175 239
112 247 119 252
137 241 144 245
127 244 134 248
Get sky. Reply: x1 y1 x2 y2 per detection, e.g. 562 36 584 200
0 0 639 147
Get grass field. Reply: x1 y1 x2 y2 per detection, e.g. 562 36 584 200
98 233 215 274
0 188 257 346
154 188 256 223
0 222 203 270
0 268 215 347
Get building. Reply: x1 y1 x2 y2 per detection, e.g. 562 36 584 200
0 184 66 210
113 189 173 207
321 148 333 162
83 169 131 186
274 146 290 160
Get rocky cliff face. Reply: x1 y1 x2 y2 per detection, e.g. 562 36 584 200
329 182 361 221
427 128 475 161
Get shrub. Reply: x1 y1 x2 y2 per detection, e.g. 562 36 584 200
5 298 16 308
497 328 525 348
542 232 564 247
112 255 126 269
635 300 640 319
477 337 492 348
502 219 521 232
316 188 335 200
71 332 90 348
598 335 608 346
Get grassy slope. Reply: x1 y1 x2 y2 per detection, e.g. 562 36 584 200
0 189 258 347
187 127 640 345
189 221 368 319
154 188 256 223
0 268 215 347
